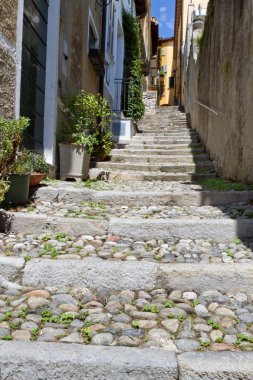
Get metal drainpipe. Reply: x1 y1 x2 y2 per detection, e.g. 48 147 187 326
99 0 107 96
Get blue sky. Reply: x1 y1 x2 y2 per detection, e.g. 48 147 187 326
151 0 175 38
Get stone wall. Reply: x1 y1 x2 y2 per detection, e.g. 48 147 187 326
186 0 253 183
0 0 18 118
143 91 157 112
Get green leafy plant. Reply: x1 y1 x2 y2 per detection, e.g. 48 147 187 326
81 326 92 343
1 335 13 341
61 91 114 160
0 117 30 176
122 11 145 121
27 152 51 174
0 180 9 204
207 319 224 332
132 320 140 328
143 304 159 313
198 178 253 191
164 300 175 308
235 333 253 345
31 327 40 341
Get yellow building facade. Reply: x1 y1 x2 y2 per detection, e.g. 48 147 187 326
159 38 175 106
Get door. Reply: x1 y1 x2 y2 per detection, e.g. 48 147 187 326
20 0 49 152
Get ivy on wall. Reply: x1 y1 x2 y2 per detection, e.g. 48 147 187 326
122 10 145 121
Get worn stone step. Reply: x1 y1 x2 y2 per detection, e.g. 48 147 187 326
32 186 253 207
0 342 177 379
126 143 203 150
134 132 199 138
0 212 108 236
96 162 214 174
114 148 206 155
109 217 253 241
111 154 209 163
22 258 253 293
130 139 199 145
107 170 216 182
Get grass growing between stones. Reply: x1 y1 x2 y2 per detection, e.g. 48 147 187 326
199 178 253 191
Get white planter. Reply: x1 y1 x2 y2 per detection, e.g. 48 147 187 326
59 143 90 181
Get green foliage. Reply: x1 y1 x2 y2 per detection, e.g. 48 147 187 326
81 326 92 343
192 299 200 307
236 333 253 345
233 239 241 245
0 311 12 322
0 180 9 204
61 91 113 159
207 319 224 332
199 178 253 191
122 11 145 121
9 149 33 174
143 304 159 313
27 152 51 173
31 327 40 341
1 335 13 341
177 314 186 322
132 320 140 328
0 117 30 175
164 300 175 308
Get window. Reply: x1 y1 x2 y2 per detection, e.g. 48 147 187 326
161 48 165 56
87 8 99 53
169 76 175 88
89 25 97 49
163 65 167 73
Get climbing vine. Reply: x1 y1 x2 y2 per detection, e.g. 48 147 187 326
122 10 145 121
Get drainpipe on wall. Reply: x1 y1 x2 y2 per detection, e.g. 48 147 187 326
99 0 107 96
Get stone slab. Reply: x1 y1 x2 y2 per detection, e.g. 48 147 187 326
178 352 253 380
0 257 24 281
3 212 108 237
22 258 158 290
32 187 252 207
0 341 178 379
109 218 253 241
32 186 94 203
157 263 253 294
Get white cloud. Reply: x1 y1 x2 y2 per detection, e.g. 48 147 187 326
166 18 174 31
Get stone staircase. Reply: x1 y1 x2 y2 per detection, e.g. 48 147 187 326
0 107 253 378
96 107 216 182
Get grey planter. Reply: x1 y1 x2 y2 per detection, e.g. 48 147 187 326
59 143 90 181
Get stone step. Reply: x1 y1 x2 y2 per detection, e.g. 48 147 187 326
131 137 200 143
22 258 253 293
0 211 108 236
107 170 216 182
111 154 209 163
130 138 200 144
134 132 199 137
33 186 253 207
114 148 206 155
96 162 214 174
109 217 253 241
126 143 203 150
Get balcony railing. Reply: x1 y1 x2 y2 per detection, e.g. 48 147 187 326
113 78 131 113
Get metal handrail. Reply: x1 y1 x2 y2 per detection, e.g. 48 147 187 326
194 100 219 116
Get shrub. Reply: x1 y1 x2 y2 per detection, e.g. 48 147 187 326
62 91 113 159
27 152 50 173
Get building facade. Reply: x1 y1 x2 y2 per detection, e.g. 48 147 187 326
159 37 174 106
0 0 154 167
173 0 209 108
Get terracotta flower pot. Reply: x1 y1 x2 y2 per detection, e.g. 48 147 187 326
29 173 45 187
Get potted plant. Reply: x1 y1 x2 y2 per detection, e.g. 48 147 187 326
0 117 31 206
59 91 113 180
28 152 51 187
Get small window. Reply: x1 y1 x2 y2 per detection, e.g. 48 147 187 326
89 25 97 49
161 48 165 56
169 76 175 88
163 65 167 73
